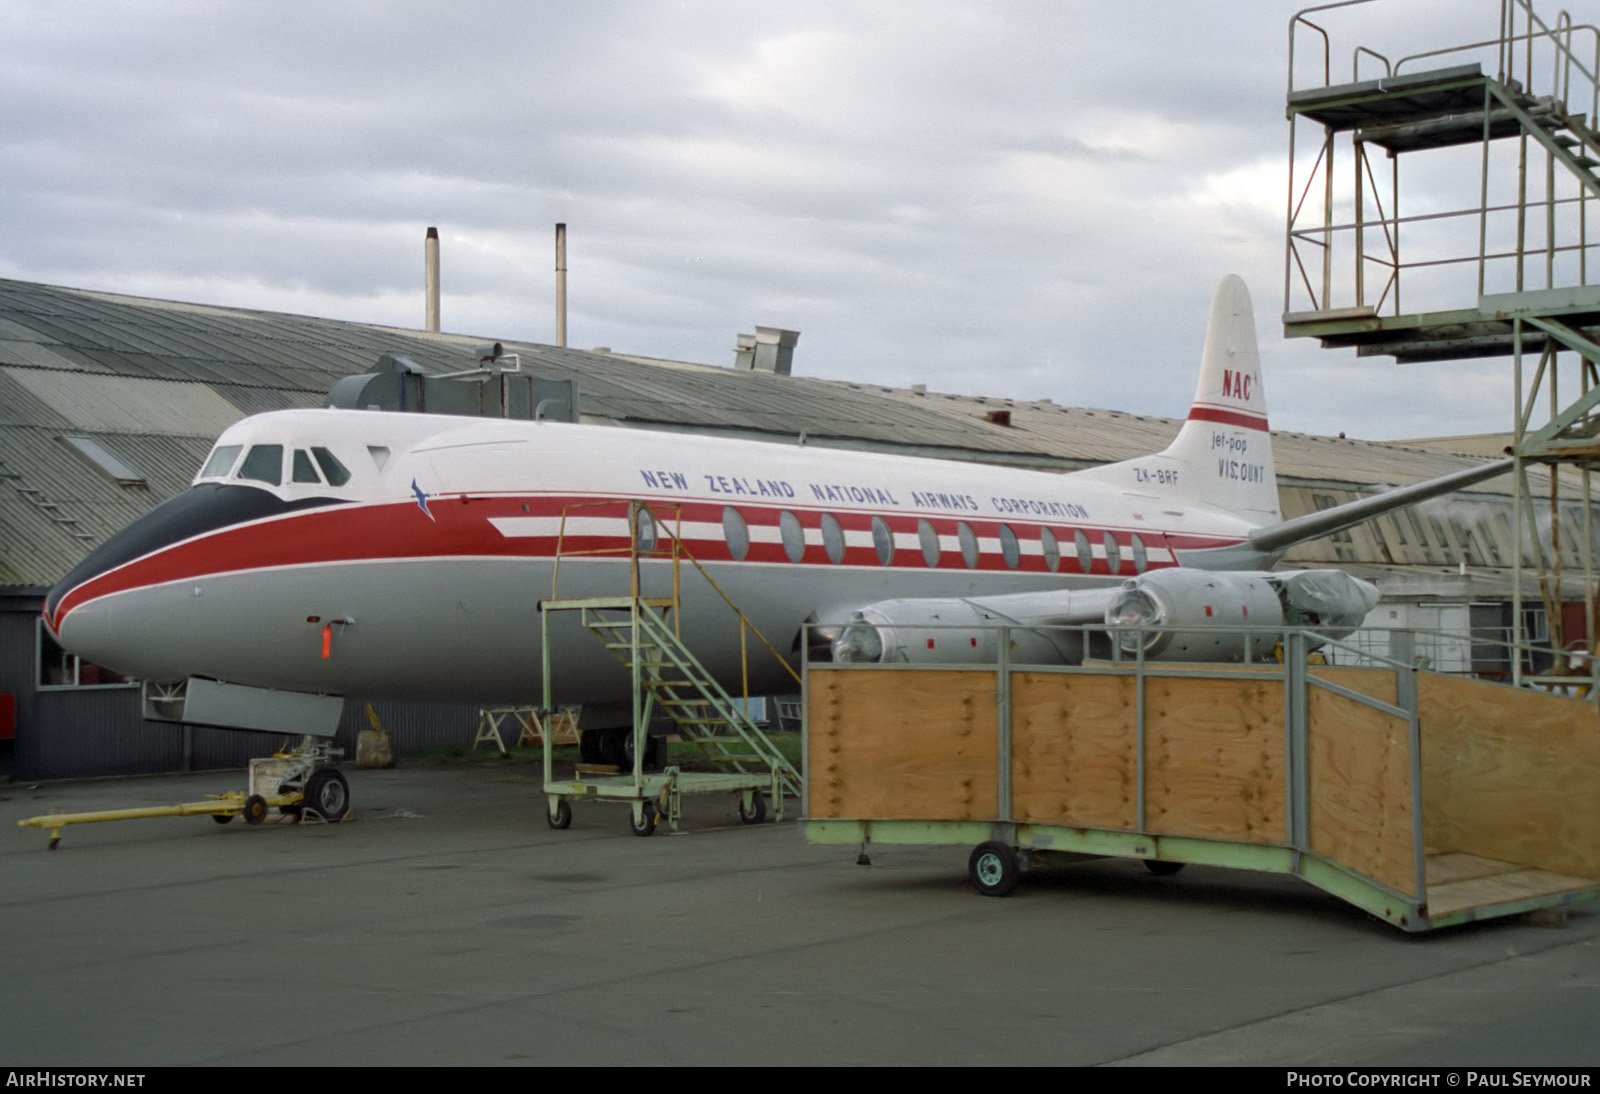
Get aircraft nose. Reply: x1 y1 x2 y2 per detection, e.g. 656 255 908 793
45 482 345 636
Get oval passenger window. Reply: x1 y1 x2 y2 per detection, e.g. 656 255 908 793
998 524 1020 570
723 507 750 561
918 519 941 567
780 511 805 563
822 514 845 564
1041 527 1060 572
958 522 980 569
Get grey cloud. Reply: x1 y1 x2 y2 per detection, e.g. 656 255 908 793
0 0 1518 439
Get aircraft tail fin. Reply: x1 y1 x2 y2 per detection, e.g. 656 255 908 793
1160 274 1279 522
1078 274 1280 526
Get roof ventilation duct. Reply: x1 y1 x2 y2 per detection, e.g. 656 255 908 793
324 351 578 422
733 326 799 375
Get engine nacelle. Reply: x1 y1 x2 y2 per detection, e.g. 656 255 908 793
1104 568 1379 662
1104 571 1284 661
828 569 1381 666
831 596 1088 665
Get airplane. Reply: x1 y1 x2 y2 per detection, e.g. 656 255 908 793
42 275 1511 797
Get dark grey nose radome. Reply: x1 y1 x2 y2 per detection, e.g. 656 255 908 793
45 483 344 633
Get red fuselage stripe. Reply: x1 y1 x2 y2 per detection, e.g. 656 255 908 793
51 493 1248 626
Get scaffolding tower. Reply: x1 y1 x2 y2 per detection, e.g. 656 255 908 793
1285 0 1600 678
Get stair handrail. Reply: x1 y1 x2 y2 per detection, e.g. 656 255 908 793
549 497 684 601
633 501 804 691
630 605 802 791
550 498 803 694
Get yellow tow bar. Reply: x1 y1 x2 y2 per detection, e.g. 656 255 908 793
18 790 302 849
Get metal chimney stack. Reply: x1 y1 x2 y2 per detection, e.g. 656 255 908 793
555 223 568 348
424 227 440 333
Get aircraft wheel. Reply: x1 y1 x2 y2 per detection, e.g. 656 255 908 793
1144 859 1185 876
547 799 572 830
243 794 269 826
302 768 350 822
275 782 302 817
599 728 628 768
578 730 604 764
629 803 658 837
212 812 234 825
738 793 766 825
968 841 1021 897
623 732 666 772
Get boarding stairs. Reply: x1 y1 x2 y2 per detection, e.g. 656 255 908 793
575 596 802 799
538 499 805 833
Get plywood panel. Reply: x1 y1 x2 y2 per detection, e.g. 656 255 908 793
806 668 998 821
1308 685 1415 894
1426 868 1597 919
1143 677 1286 843
1010 672 1137 830
1425 852 1515 886
1419 674 1600 880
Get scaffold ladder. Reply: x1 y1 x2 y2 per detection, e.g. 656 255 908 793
576 596 802 798
538 499 803 832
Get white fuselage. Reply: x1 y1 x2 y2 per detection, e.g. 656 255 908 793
47 408 1265 704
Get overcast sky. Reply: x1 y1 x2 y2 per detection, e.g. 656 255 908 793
0 0 1565 440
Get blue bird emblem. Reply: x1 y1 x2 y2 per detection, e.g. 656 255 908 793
411 478 434 521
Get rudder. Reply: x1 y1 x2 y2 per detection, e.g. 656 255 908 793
1073 275 1279 526
1164 274 1279 523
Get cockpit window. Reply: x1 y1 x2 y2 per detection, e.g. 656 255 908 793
312 447 351 486
199 445 242 480
237 445 284 486
292 450 322 484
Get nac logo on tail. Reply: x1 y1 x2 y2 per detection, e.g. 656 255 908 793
1223 369 1254 402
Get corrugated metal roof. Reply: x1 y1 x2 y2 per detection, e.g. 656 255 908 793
0 275 1524 590
4 368 247 437
0 339 104 371
0 371 74 430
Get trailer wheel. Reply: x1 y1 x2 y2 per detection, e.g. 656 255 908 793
243 795 269 825
212 813 234 825
738 793 766 825
303 768 350 822
629 802 658 837
1144 860 1185 877
968 841 1021 897
547 799 572 830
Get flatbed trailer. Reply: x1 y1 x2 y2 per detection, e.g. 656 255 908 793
802 630 1600 932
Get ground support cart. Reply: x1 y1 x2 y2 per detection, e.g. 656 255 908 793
18 738 348 848
541 764 787 835
802 630 1600 932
